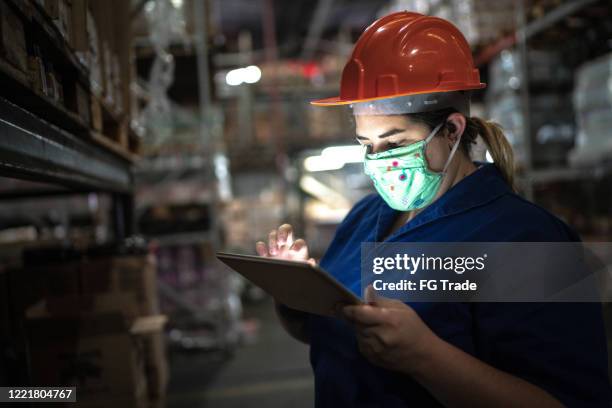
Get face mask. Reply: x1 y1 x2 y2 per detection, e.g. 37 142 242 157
363 122 461 211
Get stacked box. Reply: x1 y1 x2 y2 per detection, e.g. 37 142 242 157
17 260 81 308
486 48 576 167
81 254 160 317
453 0 516 45
19 248 168 405
307 104 345 140
379 0 516 46
530 93 575 167
45 0 72 43
102 42 114 105
73 8 102 96
75 82 91 124
0 269 9 344
570 52 612 166
70 0 88 52
0 1 28 73
26 299 150 406
131 315 169 399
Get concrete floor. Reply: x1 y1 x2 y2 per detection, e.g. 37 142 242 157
166 297 314 408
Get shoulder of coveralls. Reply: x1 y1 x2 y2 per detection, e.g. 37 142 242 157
334 193 380 234
489 190 580 242
344 193 380 221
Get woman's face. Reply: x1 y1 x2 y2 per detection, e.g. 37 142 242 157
354 114 453 173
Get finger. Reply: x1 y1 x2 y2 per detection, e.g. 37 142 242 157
333 301 350 319
355 326 374 340
268 230 278 255
342 304 386 326
357 337 383 356
255 241 269 256
365 284 398 307
290 238 305 251
290 238 309 260
277 224 294 248
307 258 316 266
360 326 393 348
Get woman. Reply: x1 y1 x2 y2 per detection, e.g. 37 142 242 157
255 12 610 407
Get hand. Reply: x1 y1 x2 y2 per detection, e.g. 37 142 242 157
255 223 316 265
341 285 437 375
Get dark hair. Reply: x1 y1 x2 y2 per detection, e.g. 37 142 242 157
406 108 516 190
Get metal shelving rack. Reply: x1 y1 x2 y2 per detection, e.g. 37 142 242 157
0 0 136 239
0 95 135 238
0 97 132 192
0 1 138 386
472 0 611 198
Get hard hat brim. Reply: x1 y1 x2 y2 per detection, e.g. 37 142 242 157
310 83 487 107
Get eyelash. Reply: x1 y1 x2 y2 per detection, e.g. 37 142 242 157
356 140 402 153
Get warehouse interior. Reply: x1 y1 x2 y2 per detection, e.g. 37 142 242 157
1 0 612 407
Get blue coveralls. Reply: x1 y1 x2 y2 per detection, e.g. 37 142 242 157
308 163 611 407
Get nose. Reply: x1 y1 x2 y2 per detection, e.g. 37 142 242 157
369 140 387 154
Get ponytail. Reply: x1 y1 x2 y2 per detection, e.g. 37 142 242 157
468 117 516 191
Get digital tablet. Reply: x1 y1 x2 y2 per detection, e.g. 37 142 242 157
216 252 363 316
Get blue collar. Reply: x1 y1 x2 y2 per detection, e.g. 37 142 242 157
375 163 511 241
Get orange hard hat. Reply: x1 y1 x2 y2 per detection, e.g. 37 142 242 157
311 11 485 107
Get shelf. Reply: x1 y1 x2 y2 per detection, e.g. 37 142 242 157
147 231 214 247
524 163 612 185
519 0 599 39
90 131 138 163
0 57 89 135
0 97 132 192
474 0 600 66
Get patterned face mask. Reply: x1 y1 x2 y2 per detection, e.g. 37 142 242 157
363 122 461 211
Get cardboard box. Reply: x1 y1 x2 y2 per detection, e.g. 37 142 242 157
25 307 166 404
102 42 114 105
148 397 166 408
81 255 159 316
0 269 9 340
86 10 102 95
75 83 91 125
112 255 158 317
0 1 28 73
11 261 80 314
73 395 149 408
90 94 102 130
44 261 81 296
40 292 140 322
45 0 72 42
131 315 169 398
19 261 80 298
44 0 61 18
26 307 148 402
70 0 88 52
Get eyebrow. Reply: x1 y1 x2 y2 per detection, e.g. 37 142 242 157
355 128 406 140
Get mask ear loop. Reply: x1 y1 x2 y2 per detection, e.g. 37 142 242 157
424 122 445 144
442 123 463 174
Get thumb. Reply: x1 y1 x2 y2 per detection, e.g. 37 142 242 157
364 284 395 306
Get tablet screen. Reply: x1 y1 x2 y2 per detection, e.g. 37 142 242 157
216 252 362 316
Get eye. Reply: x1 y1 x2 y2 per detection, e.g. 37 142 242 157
386 141 400 149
